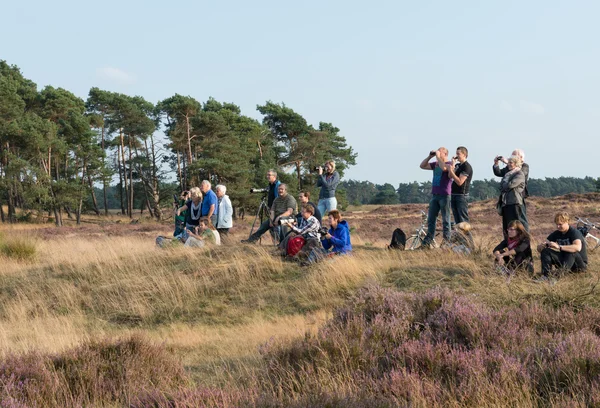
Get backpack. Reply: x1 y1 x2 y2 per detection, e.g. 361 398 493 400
387 228 406 250
287 235 306 257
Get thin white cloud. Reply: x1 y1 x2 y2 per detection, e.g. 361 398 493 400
519 100 545 115
96 66 136 84
500 100 513 112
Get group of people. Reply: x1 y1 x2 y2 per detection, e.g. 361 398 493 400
420 146 588 278
241 165 352 264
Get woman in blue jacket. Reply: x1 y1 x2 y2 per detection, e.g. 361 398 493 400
322 209 352 254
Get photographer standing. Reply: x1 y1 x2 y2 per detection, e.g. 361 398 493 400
243 184 297 244
447 146 473 224
316 160 340 217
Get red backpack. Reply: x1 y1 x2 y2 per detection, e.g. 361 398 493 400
287 236 306 256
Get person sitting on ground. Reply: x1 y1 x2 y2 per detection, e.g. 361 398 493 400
176 187 202 238
209 221 221 246
280 204 323 258
296 190 322 225
493 220 533 273
242 183 297 244
215 184 233 237
321 210 352 255
537 212 587 278
184 217 216 248
441 222 475 255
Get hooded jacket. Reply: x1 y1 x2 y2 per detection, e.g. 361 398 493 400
322 220 352 254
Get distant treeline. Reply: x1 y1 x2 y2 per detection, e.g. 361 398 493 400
341 177 599 205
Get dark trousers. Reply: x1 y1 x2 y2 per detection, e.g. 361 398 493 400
451 194 469 224
217 228 229 235
540 248 587 276
249 219 274 242
502 204 529 238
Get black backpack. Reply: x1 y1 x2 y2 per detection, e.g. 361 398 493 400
387 228 407 250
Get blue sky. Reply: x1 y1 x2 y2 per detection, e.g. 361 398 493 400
2 0 599 185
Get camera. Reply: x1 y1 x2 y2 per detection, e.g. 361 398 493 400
545 242 550 248
496 155 504 161
319 226 329 236
250 188 268 194
430 150 436 156
278 217 295 226
313 165 324 172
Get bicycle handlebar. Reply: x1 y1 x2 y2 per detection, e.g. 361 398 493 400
576 217 597 229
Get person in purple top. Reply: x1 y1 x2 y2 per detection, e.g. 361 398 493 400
420 147 453 246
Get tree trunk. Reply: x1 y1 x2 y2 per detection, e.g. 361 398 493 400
176 150 183 191
128 136 134 218
120 131 129 216
186 114 193 166
101 121 108 215
296 161 302 190
88 173 100 215
149 135 161 221
0 196 5 223
116 150 125 215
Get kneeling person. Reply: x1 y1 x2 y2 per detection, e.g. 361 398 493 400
537 212 587 277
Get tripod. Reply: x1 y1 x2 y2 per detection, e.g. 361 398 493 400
248 194 271 243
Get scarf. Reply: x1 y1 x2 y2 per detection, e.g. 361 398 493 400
190 200 201 220
507 237 519 250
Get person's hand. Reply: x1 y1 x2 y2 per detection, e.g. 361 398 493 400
429 150 436 157
497 258 505 266
325 233 332 239
318 166 323 175
547 241 560 251
501 157 509 164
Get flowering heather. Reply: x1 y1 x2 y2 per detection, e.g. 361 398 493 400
259 286 600 407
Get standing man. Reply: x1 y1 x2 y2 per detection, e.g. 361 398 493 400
297 190 322 226
243 184 297 244
447 146 473 224
200 180 218 226
537 212 588 278
215 184 233 236
420 147 453 246
266 169 281 209
316 160 340 217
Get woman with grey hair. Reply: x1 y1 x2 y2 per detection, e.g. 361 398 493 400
497 156 528 237
215 184 233 236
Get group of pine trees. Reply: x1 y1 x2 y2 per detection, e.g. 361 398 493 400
0 60 357 225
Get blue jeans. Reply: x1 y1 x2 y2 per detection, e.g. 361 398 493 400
425 194 451 244
451 194 469 224
318 197 337 218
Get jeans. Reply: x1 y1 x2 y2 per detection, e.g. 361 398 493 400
451 194 469 224
248 219 274 242
424 194 451 244
540 248 587 276
318 197 337 218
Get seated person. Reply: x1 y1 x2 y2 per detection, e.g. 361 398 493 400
242 183 297 244
174 190 190 236
176 187 203 236
184 217 216 248
493 220 533 273
281 204 323 258
537 212 587 277
322 210 352 255
442 222 475 254
296 191 322 225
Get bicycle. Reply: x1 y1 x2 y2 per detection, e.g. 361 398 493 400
405 210 439 250
575 217 600 252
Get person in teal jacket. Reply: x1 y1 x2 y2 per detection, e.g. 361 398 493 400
321 209 352 254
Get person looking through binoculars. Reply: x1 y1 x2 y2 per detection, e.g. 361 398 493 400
242 183 297 244
316 160 340 218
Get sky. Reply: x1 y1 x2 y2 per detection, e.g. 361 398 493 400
2 0 599 185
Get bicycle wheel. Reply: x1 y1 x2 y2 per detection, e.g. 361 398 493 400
585 235 600 252
405 235 422 250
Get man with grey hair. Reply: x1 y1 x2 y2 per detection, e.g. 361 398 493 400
200 180 218 226
493 149 530 228
215 184 233 236
242 183 297 244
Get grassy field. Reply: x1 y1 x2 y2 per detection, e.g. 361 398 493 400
0 195 599 406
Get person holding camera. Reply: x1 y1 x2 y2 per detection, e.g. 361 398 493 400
242 183 297 244
321 210 352 254
447 146 473 224
316 160 340 217
173 190 190 236
420 147 453 247
493 220 533 273
537 212 587 278
494 149 530 225
215 184 233 237
497 155 528 236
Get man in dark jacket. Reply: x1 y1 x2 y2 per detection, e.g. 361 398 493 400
537 212 588 278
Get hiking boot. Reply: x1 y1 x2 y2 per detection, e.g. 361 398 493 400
241 238 256 244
